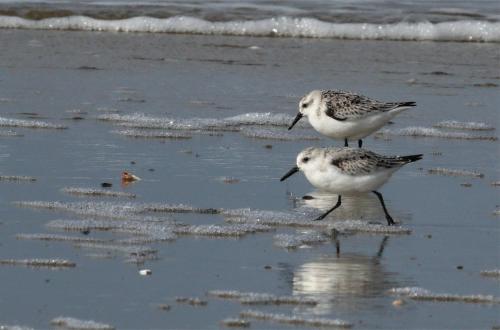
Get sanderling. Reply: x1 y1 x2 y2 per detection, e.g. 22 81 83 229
288 90 416 147
280 147 422 225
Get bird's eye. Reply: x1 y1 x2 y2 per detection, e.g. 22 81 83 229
302 103 309 108
302 157 310 163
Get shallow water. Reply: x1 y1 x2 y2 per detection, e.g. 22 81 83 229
0 30 499 329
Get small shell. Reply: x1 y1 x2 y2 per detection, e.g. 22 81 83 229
139 269 152 276
392 299 406 307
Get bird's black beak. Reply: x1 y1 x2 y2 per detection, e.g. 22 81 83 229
288 113 303 130
280 166 299 182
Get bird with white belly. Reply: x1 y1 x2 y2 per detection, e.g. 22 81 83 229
288 90 416 148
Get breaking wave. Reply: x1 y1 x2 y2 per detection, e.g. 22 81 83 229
0 15 499 42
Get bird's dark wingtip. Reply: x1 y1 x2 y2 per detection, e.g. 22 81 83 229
400 101 417 107
400 154 423 163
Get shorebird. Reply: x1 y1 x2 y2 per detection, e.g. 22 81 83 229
280 147 422 225
288 90 416 147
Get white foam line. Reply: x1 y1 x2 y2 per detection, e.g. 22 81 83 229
111 129 192 139
0 116 67 129
480 269 500 278
239 127 320 141
222 208 327 228
0 324 34 330
208 290 318 306
14 201 210 219
389 287 500 304
61 187 136 198
16 233 108 244
274 232 328 249
0 258 76 268
376 127 497 141
73 242 157 258
220 318 250 328
173 224 273 237
427 167 484 178
98 112 299 129
0 129 22 137
240 310 352 328
50 317 114 330
331 220 412 235
433 120 495 131
175 297 208 306
0 175 36 182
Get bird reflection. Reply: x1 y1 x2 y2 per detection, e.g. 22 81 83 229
299 190 388 221
281 237 401 315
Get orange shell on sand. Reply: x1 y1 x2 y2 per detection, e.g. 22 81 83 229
121 171 140 182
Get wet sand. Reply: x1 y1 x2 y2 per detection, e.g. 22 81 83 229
0 30 499 329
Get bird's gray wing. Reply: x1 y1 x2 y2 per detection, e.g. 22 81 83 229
329 148 415 175
329 149 381 175
322 90 410 121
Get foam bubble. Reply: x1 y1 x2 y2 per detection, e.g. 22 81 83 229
50 317 114 330
239 310 352 328
0 258 76 268
427 167 484 178
375 127 497 141
433 120 495 131
0 116 66 129
388 287 500 304
61 187 136 198
0 16 498 42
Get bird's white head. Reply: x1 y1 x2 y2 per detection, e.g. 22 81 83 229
288 90 322 130
298 90 322 117
296 147 323 172
280 147 323 182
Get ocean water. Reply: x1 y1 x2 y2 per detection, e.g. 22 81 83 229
0 2 499 329
0 0 499 41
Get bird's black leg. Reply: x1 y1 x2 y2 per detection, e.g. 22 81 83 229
344 138 348 147
358 139 363 148
372 191 395 226
376 236 389 258
314 195 342 221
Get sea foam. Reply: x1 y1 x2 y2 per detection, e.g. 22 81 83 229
0 16 498 42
